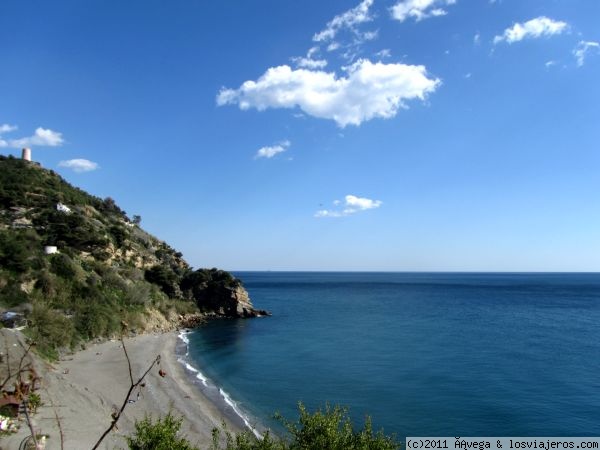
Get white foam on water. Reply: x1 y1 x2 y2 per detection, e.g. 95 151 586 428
176 328 262 437
219 388 263 439
178 329 191 348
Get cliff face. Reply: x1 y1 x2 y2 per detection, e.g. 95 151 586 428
180 268 269 318
0 155 266 357
208 285 270 318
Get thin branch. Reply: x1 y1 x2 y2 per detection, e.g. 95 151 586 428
121 335 134 386
22 398 39 449
43 388 65 450
1 337 34 390
1 336 12 390
90 340 161 450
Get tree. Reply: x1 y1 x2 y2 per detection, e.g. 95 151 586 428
132 215 142 225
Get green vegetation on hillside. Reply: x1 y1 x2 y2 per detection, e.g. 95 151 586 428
126 404 399 450
0 155 247 358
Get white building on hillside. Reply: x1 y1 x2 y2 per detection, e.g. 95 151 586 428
56 203 71 213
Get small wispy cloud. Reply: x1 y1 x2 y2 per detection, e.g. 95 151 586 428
255 140 291 159
493 17 568 45
573 40 600 67
292 56 328 69
390 0 457 23
375 49 392 59
58 158 99 173
313 0 375 43
315 194 382 218
0 125 64 148
310 0 378 63
0 124 18 134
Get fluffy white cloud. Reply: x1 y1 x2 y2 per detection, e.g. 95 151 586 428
391 0 456 23
9 127 64 148
493 17 568 44
573 40 600 67
255 140 290 159
0 125 64 148
313 0 374 43
217 59 440 127
58 159 99 173
315 194 382 218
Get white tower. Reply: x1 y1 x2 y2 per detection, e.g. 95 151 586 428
22 148 31 161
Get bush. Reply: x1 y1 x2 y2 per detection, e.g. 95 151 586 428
0 282 30 308
126 412 198 450
28 303 75 360
145 265 179 298
130 404 399 450
50 253 78 279
280 403 399 450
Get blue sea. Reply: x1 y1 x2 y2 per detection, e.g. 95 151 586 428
179 272 600 439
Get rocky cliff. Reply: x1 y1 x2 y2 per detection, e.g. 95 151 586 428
0 155 267 358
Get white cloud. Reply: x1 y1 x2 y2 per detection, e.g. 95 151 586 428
375 49 392 59
307 46 319 58
493 17 568 45
255 140 291 159
573 40 600 67
9 127 64 147
0 125 64 148
292 47 328 70
391 0 457 23
0 124 18 147
545 60 557 68
315 194 382 218
362 30 379 41
58 158 99 173
293 56 328 69
327 42 341 52
0 124 17 134
313 0 375 43
474 33 481 45
217 59 440 127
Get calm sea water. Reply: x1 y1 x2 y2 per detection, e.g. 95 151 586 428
183 273 600 438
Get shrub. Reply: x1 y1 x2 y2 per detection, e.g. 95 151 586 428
145 265 178 297
126 412 198 450
280 403 399 450
130 404 399 450
50 253 78 279
29 303 75 360
0 282 30 308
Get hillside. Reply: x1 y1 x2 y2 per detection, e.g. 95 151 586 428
0 155 265 358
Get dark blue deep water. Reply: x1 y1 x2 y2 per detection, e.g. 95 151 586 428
184 273 600 438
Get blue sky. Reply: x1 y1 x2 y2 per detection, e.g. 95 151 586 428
1 0 599 271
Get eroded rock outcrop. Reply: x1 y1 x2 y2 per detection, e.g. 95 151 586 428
200 285 270 318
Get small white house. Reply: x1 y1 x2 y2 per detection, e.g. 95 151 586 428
56 203 71 214
44 246 58 255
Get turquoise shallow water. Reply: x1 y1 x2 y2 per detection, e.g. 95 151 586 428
183 273 600 438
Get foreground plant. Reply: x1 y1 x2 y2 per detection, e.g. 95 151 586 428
127 403 400 450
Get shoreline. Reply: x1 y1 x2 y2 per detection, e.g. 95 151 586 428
175 329 267 439
2 330 247 449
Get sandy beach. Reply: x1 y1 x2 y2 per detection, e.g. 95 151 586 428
1 330 243 450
